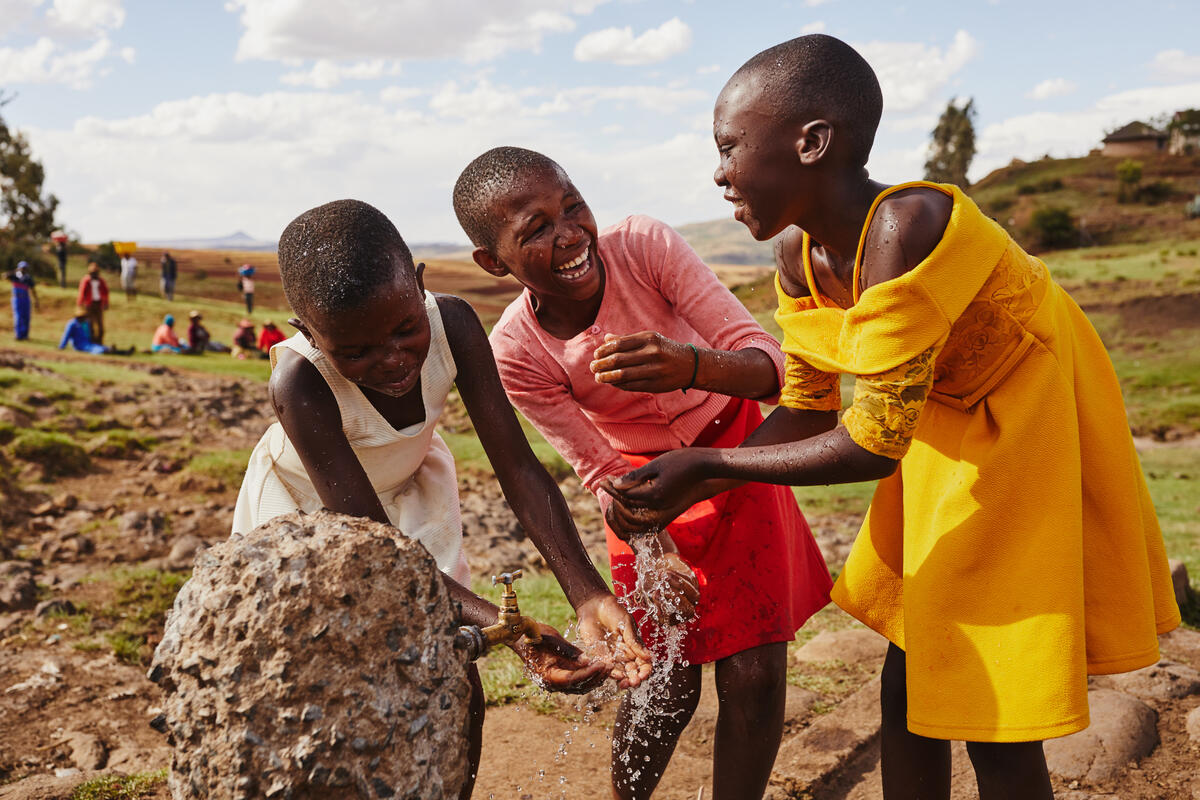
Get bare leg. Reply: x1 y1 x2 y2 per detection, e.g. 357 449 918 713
880 643 950 800
461 664 484 800
713 641 788 800
611 662 702 800
966 740 1052 800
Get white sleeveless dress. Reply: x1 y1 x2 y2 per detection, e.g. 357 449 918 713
231 292 470 585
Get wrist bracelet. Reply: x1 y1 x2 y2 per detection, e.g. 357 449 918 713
682 343 700 393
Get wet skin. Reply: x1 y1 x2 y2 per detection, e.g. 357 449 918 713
609 67 1052 799
273 261 656 691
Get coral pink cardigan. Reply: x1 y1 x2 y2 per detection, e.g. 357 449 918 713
490 215 784 495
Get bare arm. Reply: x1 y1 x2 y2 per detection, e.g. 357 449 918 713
591 332 779 399
438 295 652 684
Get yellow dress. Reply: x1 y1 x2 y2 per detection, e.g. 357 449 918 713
776 181 1180 742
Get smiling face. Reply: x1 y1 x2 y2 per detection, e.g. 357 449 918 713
475 165 603 307
713 77 808 241
299 264 431 398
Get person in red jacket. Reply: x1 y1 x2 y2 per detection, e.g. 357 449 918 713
257 319 286 352
76 262 110 344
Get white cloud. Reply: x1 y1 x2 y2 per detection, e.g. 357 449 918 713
32 84 724 243
1150 49 1200 81
804 0 830 6
379 86 423 104
0 36 114 89
46 0 125 35
971 81 1200 181
0 0 40 37
228 0 606 63
0 0 126 87
119 46 135 64
856 29 978 113
800 21 826 34
696 63 720 75
573 17 692 65
1027 78 1076 100
280 59 402 89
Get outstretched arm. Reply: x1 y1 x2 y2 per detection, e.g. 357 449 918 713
438 294 652 687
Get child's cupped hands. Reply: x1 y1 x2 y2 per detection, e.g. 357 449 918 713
574 593 654 689
511 622 611 695
591 332 698 394
600 449 715 537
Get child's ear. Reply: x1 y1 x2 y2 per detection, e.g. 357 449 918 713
415 262 427 298
289 317 316 347
472 247 510 278
796 119 833 166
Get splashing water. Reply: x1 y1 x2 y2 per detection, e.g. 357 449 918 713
611 531 697 767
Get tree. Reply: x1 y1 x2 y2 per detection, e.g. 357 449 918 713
924 98 977 188
1115 159 1142 203
1 93 60 275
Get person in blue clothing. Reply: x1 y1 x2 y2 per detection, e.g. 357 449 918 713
8 261 38 340
58 307 133 355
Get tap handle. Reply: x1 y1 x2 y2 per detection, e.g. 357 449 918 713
492 569 524 588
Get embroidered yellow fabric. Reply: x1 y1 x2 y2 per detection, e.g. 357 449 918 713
780 354 842 411
842 345 938 459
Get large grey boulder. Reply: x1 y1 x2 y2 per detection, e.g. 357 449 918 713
150 510 470 799
1044 689 1157 782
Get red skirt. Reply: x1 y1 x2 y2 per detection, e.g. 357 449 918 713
606 398 833 664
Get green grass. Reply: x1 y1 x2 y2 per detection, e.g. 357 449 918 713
85 567 190 664
470 565 610 709
10 429 91 478
186 447 253 486
69 768 167 800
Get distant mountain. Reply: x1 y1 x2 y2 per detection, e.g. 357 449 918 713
140 231 277 251
674 217 775 266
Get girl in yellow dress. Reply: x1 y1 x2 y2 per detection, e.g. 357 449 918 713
604 34 1181 800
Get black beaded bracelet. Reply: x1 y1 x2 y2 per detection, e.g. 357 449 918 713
682 342 699 393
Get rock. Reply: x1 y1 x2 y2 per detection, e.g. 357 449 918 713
34 598 76 617
1097 659 1200 702
150 510 470 799
793 628 890 666
1160 627 1200 668
165 534 205 570
0 561 37 612
37 531 94 563
31 501 57 517
53 493 78 511
0 771 102 799
1044 689 1157 782
0 404 33 427
1170 559 1192 608
62 731 107 770
105 744 171 771
1186 705 1200 745
771 676 882 795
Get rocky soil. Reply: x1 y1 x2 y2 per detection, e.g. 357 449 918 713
1 348 1197 799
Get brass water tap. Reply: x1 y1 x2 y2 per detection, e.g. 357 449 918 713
454 569 543 661
481 570 543 648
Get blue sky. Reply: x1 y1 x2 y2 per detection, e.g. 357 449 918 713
2 0 1198 244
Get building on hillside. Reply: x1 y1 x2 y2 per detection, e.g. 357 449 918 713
1101 121 1167 158
1168 109 1200 156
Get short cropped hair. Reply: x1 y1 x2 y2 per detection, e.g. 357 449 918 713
453 147 564 251
735 34 882 168
277 199 414 320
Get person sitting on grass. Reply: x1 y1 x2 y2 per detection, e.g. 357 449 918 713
185 310 210 354
151 314 185 353
257 319 286 352
605 34 1181 800
455 146 832 800
231 318 262 359
230 199 653 799
59 307 132 355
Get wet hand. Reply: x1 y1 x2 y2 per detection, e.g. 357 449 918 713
574 593 653 689
591 332 698 393
511 623 610 695
603 449 712 511
628 545 699 627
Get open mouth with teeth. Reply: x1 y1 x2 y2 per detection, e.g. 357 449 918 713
552 246 593 281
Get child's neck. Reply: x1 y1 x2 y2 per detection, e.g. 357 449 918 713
801 173 890 265
529 259 607 340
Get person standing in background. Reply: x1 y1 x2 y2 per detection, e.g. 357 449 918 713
77 262 109 344
160 251 178 301
54 239 68 288
120 253 138 300
8 261 38 340
238 264 255 314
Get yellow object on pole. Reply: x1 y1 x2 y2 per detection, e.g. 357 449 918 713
112 241 138 257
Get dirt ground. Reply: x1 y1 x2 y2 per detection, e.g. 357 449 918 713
1 349 1197 799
